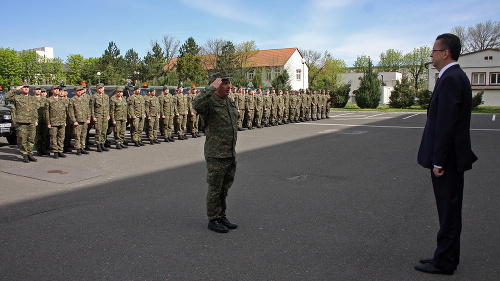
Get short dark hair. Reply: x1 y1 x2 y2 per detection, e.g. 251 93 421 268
436 33 461 60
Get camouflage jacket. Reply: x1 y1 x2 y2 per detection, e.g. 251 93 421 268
187 94 197 115
68 95 91 123
110 96 127 121
90 93 109 119
45 96 68 126
158 93 175 117
254 94 263 111
145 96 160 117
7 92 38 124
245 94 255 111
193 86 238 158
175 94 187 115
127 94 145 118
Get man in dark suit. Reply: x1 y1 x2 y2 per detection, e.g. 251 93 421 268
415 33 477 275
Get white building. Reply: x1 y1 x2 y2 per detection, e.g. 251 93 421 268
33 47 54 59
341 71 403 104
426 48 500 106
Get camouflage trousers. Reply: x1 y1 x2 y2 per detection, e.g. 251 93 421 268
160 114 174 138
262 110 270 125
277 108 284 123
245 110 254 127
188 113 199 133
113 120 126 144
131 117 144 142
175 114 186 136
94 116 108 145
35 121 49 152
237 109 245 128
50 125 65 153
254 110 262 126
312 106 318 119
147 116 159 140
73 122 88 149
206 157 237 221
17 123 36 156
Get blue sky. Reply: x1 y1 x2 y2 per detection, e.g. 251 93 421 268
1 0 499 66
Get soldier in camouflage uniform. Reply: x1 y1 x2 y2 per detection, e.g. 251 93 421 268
128 85 146 147
277 90 284 125
159 86 175 142
254 87 263 128
60 87 73 153
193 73 238 234
244 88 255 130
174 86 188 140
90 83 110 152
187 87 199 138
235 87 245 131
145 88 161 144
33 86 50 156
325 90 332 119
68 85 91 155
262 88 272 127
110 86 128 149
270 88 278 126
311 90 318 121
289 90 297 123
6 83 39 163
46 85 68 159
283 89 290 124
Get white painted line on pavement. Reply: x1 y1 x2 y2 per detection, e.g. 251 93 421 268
403 113 421 120
364 113 386 118
296 123 500 131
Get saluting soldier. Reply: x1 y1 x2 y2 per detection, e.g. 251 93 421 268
159 86 175 142
68 85 91 155
6 83 39 163
46 85 68 159
90 83 110 152
145 88 161 144
128 85 146 147
174 86 188 140
110 86 128 149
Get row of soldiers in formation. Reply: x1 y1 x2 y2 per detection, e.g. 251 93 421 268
5 83 332 163
229 87 332 130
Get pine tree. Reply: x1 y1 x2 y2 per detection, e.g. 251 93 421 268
354 59 381 109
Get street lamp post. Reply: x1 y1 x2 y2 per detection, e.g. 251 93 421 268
301 58 306 90
97 72 101 84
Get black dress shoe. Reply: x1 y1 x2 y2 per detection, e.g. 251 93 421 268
58 152 67 158
414 263 453 275
28 155 37 162
419 258 433 264
23 156 30 163
219 217 237 229
208 219 228 233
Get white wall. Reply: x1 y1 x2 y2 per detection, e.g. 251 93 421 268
341 71 402 104
284 49 308 90
34 47 54 59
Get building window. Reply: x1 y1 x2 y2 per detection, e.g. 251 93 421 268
491 73 500 85
472 72 486 85
296 69 302 81
266 70 272 81
248 70 254 80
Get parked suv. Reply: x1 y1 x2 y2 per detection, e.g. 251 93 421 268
0 88 16 145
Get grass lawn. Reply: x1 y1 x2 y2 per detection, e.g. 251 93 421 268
330 103 500 114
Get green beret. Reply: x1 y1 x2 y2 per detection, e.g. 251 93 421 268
163 86 169 90
148 88 155 92
133 85 140 90
97 83 104 88
177 85 183 89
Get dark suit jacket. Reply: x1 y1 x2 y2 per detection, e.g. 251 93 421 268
418 64 477 172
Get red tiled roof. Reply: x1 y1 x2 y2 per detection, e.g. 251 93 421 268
164 47 299 71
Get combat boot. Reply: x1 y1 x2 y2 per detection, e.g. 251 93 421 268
23 156 30 163
219 217 237 229
76 149 82 156
116 144 122 150
58 152 67 158
28 155 37 162
101 144 109 151
53 152 59 159
96 145 102 152
81 149 89 154
208 219 228 233
135 141 141 147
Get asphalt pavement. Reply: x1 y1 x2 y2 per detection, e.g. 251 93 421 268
0 112 499 280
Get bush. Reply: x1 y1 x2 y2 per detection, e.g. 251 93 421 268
331 82 351 108
472 90 484 109
389 76 414 108
417 89 432 109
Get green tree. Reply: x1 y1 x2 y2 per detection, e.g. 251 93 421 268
179 37 201 57
404 46 431 96
310 56 347 90
66 54 85 84
46 57 65 85
0 48 23 89
144 40 166 84
216 41 236 74
124 48 141 84
18 50 41 84
252 68 263 89
378 49 404 72
354 59 381 109
389 76 414 108
81 57 101 85
176 53 206 86
353 55 370 72
271 68 291 90
331 82 351 108
452 20 500 53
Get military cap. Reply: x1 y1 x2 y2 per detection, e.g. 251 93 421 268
177 85 183 89
34 85 41 90
60 87 67 91
163 86 169 90
51 85 60 90
97 83 104 88
148 87 155 92
133 85 140 90
21 82 29 87
186 87 191 91
115 86 124 92
41 88 47 92
210 71 232 82
75 85 83 91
